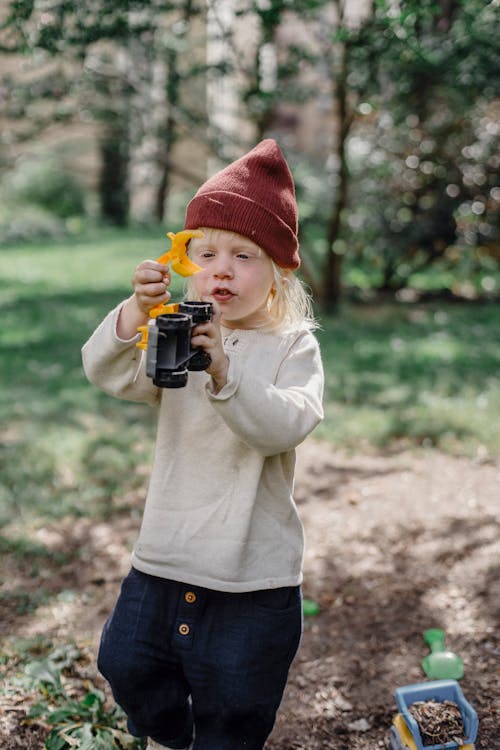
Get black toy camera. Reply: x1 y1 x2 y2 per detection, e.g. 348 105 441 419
145 301 213 388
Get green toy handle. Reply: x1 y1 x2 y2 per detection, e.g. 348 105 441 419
423 628 446 652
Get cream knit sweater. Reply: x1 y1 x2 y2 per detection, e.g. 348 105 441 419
82 303 324 592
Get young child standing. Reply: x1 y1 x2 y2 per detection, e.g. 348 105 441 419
82 139 324 750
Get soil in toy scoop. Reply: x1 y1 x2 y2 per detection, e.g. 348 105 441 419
409 700 466 746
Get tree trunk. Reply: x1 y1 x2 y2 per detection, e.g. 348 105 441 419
94 46 132 226
99 124 130 226
154 46 179 222
322 13 350 311
155 104 176 222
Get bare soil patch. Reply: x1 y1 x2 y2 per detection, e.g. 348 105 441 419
1 441 499 749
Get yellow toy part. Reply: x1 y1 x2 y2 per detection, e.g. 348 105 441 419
136 229 204 349
392 713 418 750
156 229 204 277
136 326 149 351
391 714 474 750
148 301 179 321
136 303 179 351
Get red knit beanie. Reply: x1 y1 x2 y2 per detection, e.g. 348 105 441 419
184 139 300 269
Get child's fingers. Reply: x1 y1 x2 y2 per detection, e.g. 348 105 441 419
191 320 228 386
135 281 170 304
133 261 170 286
191 320 217 340
191 304 223 344
132 261 171 315
191 322 224 358
131 260 171 314
137 269 166 284
135 290 171 315
137 282 170 298
140 259 169 273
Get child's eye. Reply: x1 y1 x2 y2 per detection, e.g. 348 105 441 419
236 253 250 260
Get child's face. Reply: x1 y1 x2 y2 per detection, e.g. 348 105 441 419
189 228 276 330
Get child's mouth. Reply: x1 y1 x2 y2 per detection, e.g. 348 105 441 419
212 288 235 302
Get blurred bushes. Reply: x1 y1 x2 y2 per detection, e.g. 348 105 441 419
6 156 85 218
0 205 68 245
294 103 500 300
0 156 86 244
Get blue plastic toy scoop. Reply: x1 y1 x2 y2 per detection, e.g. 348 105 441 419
421 628 464 680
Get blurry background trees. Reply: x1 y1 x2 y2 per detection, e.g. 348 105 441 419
0 0 498 309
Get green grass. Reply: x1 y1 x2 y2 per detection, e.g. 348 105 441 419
0 230 183 533
0 228 499 540
316 302 500 456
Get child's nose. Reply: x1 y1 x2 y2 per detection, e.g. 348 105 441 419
214 255 234 278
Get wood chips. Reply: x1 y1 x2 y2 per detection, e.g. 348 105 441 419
409 699 466 746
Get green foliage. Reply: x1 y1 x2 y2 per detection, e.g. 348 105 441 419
0 204 69 245
343 99 500 294
36 689 139 750
1 0 214 227
2 637 141 749
0 587 50 615
327 0 500 293
22 643 81 690
5 156 86 218
0 152 86 243
369 0 500 105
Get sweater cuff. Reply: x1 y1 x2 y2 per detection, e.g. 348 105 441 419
205 353 241 401
111 303 142 345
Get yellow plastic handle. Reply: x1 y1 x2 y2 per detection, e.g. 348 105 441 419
156 229 204 277
136 325 149 351
136 229 204 348
136 303 180 350
148 302 179 319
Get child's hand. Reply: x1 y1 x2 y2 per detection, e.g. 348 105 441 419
132 260 171 315
116 261 171 340
190 308 229 393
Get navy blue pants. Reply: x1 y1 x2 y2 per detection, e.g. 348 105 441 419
98 568 302 749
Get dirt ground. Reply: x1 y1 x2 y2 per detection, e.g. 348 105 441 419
1 439 499 749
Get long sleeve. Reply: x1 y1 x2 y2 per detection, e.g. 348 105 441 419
81 303 159 406
207 329 324 456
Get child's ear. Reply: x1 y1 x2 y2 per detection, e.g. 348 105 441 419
272 276 288 294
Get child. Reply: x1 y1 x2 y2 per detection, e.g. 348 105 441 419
82 139 324 750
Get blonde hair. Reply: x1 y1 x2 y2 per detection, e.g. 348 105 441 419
266 263 318 332
185 260 317 333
